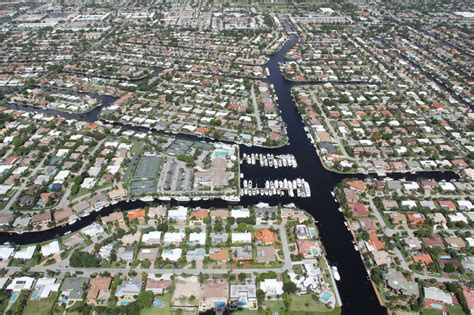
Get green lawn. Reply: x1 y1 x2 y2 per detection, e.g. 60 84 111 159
23 292 59 315
289 294 336 313
421 304 464 315
140 292 171 315
262 300 286 313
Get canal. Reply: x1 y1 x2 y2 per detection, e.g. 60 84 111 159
1 34 461 315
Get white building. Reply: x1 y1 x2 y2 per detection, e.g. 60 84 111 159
231 232 252 244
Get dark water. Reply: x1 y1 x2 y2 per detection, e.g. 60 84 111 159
0 35 462 315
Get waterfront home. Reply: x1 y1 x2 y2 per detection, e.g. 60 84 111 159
383 269 419 297
231 208 250 219
54 207 73 224
168 206 188 222
147 206 167 219
13 245 36 260
297 240 320 258
101 211 124 225
0 246 14 261
189 208 209 224
41 241 60 257
127 209 145 221
87 276 111 305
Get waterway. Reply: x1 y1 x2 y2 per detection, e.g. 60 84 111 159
0 34 462 315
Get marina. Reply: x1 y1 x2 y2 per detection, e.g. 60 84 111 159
241 178 311 198
241 153 297 168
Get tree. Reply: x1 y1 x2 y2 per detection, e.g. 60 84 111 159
136 291 154 309
238 273 247 282
283 282 298 295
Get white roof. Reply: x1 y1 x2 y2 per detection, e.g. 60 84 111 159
81 222 105 237
448 213 468 223
13 245 36 259
231 208 250 218
7 276 35 291
168 206 187 220
439 182 456 191
163 232 185 244
142 231 162 244
231 232 252 243
41 241 60 256
0 246 14 260
189 232 206 245
161 248 182 261
260 279 284 296
424 286 453 304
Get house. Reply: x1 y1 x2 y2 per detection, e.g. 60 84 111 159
445 236 466 249
230 284 257 310
383 269 419 297
163 232 185 245
254 229 275 245
368 232 384 251
186 248 206 262
101 212 124 225
424 287 453 305
142 231 162 245
31 212 52 225
372 251 391 266
231 208 250 218
13 245 36 260
232 246 252 260
462 286 474 314
0 246 14 261
117 247 134 262
145 274 172 295
189 232 206 246
137 248 159 261
161 248 182 261
259 279 284 299
7 276 35 292
59 277 89 305
413 253 433 266
295 225 311 239
347 202 369 217
54 207 73 224
210 233 228 245
232 232 252 244
296 240 320 258
199 279 229 312
209 248 229 262
31 278 60 300
168 206 188 221
41 241 60 257
127 209 145 220
87 276 111 305
256 246 276 263
115 279 143 303
147 206 167 219
190 208 209 224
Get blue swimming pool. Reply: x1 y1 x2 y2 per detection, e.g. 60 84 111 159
120 301 130 306
30 289 40 300
215 151 229 157
311 248 319 256
153 300 165 308
10 293 19 302
431 303 443 310
321 292 332 302
214 301 226 307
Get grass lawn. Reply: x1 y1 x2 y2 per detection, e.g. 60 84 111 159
421 304 464 315
262 300 286 313
23 292 59 315
289 294 335 313
140 292 171 315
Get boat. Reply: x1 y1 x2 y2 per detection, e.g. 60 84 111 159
64 231 72 236
140 196 154 202
222 195 240 202
192 197 202 201
331 266 341 281
175 196 190 202
158 196 172 201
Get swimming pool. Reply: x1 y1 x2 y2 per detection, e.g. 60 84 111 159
153 300 165 308
321 292 332 302
10 293 19 303
430 303 443 310
214 301 226 307
30 289 40 300
311 248 319 256
120 301 130 306
215 151 229 157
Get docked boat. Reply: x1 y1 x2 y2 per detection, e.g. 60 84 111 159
175 196 190 202
158 196 171 201
331 266 341 281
